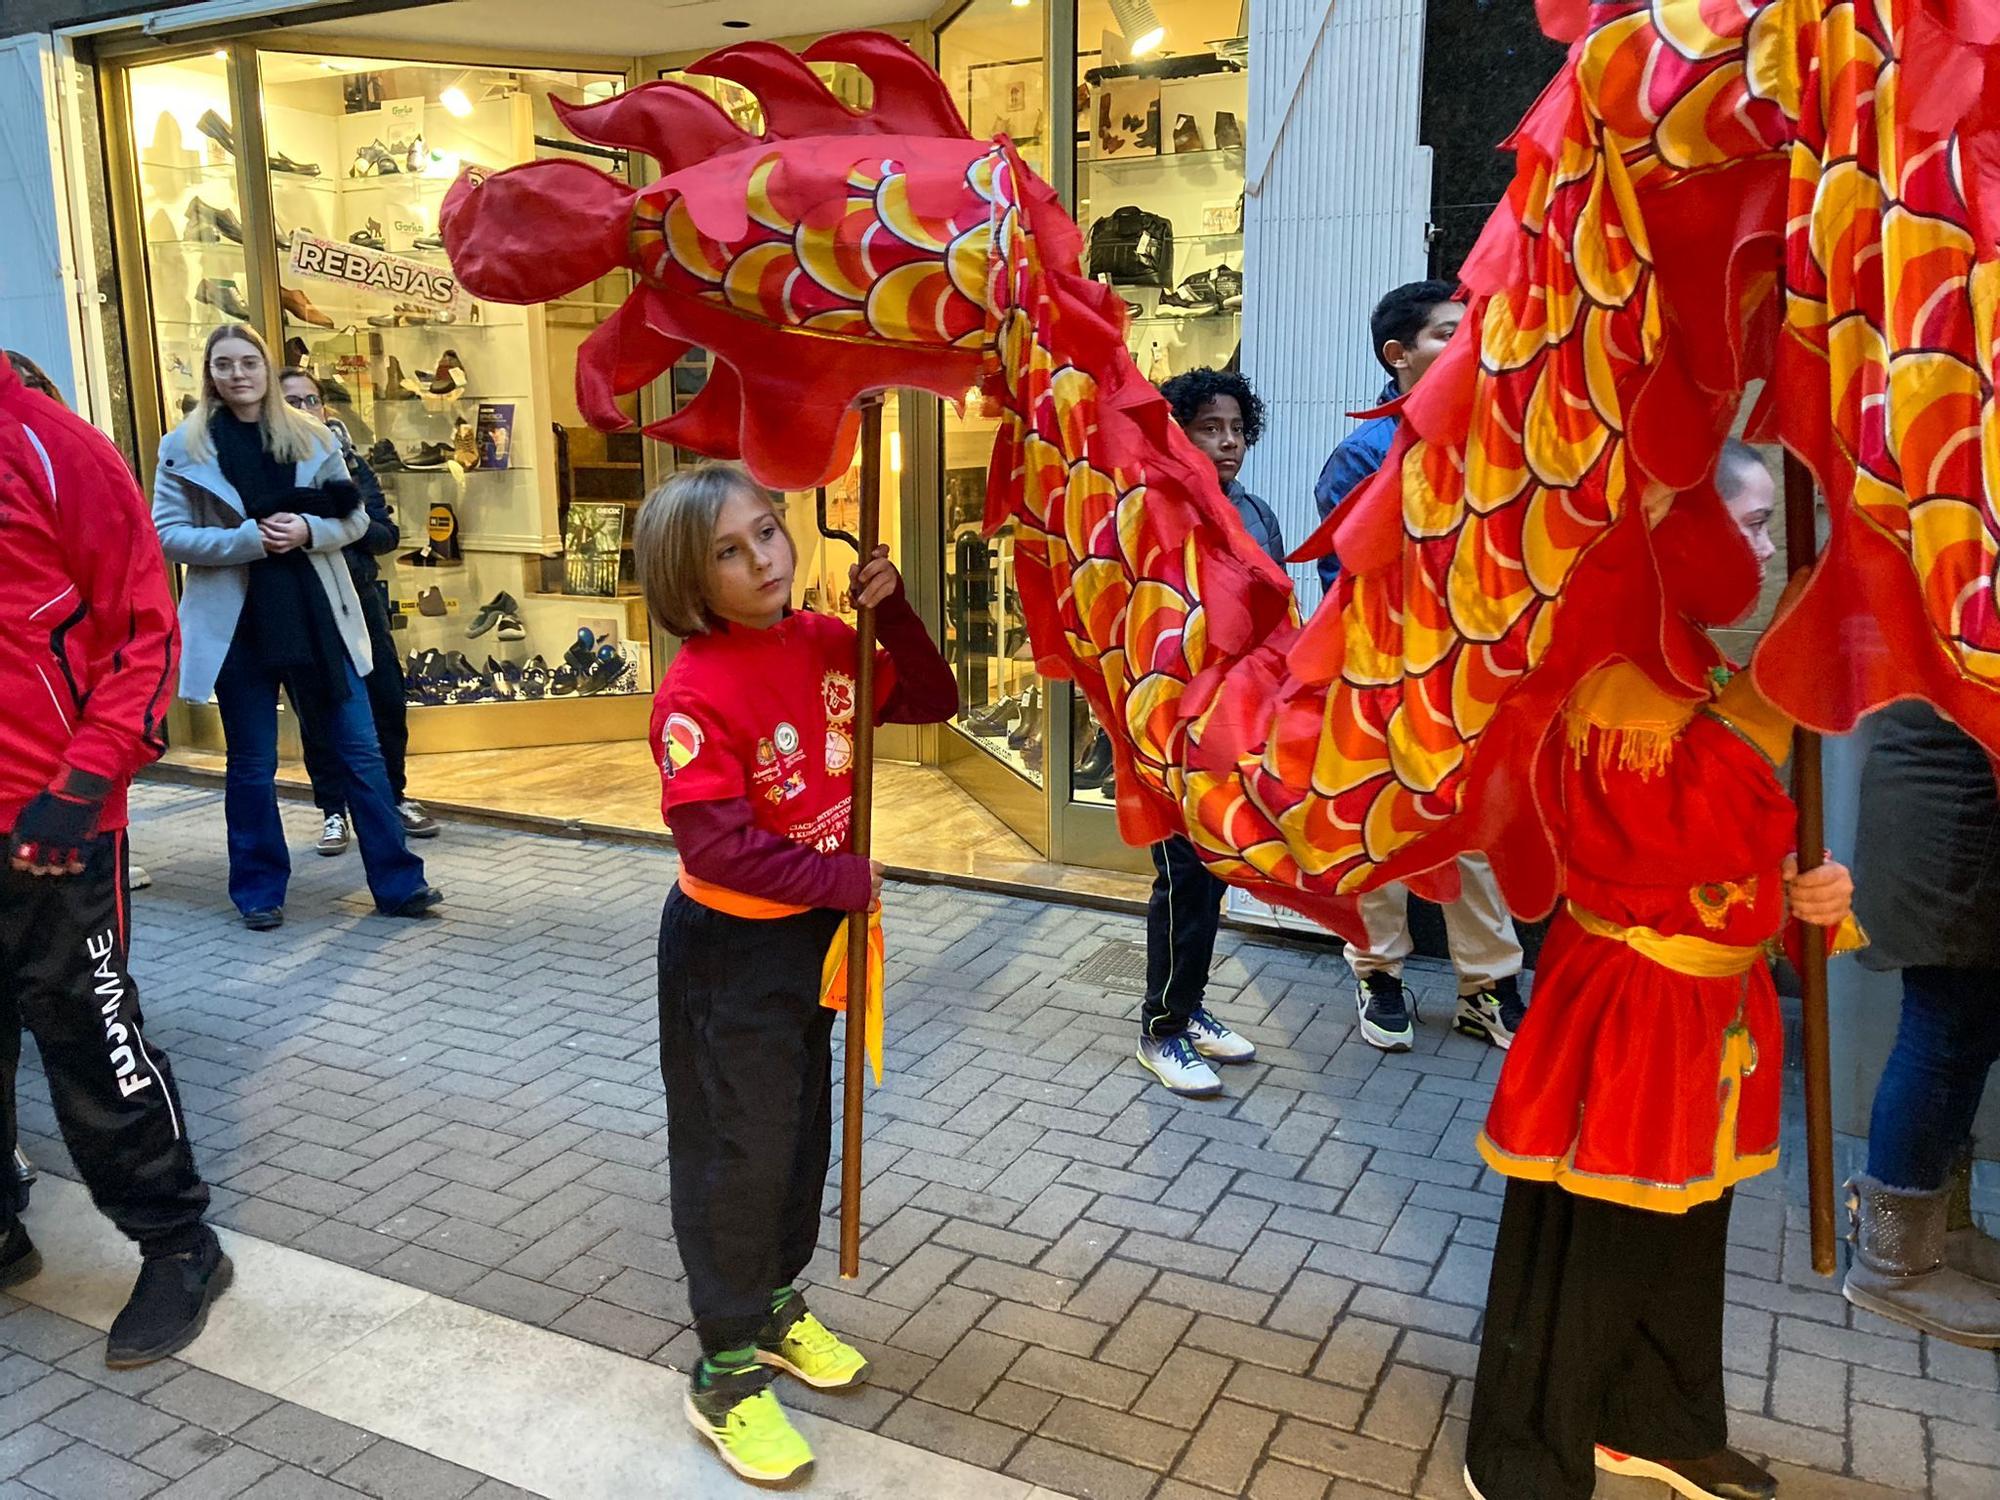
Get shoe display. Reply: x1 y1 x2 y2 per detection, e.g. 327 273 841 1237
350 140 401 177
275 222 307 252
1595 1445 1778 1500
1356 973 1415 1052
280 286 333 327
564 627 598 676
378 357 418 401
495 615 526 642
1158 270 1224 317
315 813 350 857
268 150 321 176
466 592 521 638
1134 105 1161 152
349 219 386 251
518 656 552 700
405 134 427 174
1453 976 1525 1049
1843 1173 2000 1347
684 1384 813 1486
452 416 478 468
1136 1033 1223 1098
416 586 447 618
578 642 626 696
486 657 523 699
367 439 406 472
1214 111 1243 149
1072 727 1113 790
1213 263 1244 310
412 232 447 252
194 278 253 320
966 696 1020 736
197 109 235 156
397 801 440 839
1185 1006 1256 1063
183 197 243 244
756 1305 868 1390
404 441 457 470
426 349 467 395
1172 112 1202 153
551 662 580 696
105 1225 233 1369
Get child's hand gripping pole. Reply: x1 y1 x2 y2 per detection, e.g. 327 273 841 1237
837 399 886 1281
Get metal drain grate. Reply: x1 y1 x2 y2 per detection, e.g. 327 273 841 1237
1067 938 1150 995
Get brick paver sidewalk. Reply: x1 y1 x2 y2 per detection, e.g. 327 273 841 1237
15 783 1995 1499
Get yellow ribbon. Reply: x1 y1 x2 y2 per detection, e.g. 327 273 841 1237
1566 902 1763 978
819 910 885 1084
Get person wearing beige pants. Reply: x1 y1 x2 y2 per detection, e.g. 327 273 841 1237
1348 855 1525 1052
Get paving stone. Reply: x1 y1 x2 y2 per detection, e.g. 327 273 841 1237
1847 1403 1927 1492
44 1388 181 1457
1012 1348 1147 1411
1041 1396 1185 1470
144 1371 276 1436
1247 1457 1335 1499
1770 1348 1850 1433
0 1371 89 1438
976 1380 1060 1432
1176 1398 1279 1494
237 1469 373 1499
20 1441 165 1500
132 1427 233 1481
1268 1418 1423 1492
877 1398 1020 1470
1225 1365 1367 1430
329 1439 485 1500
1098 1300 1196 1376
0 1423 68 1480
978 1301 1107 1359
1130 1347 1232 1428
234 1407 375 1475
1183 1315 1318 1375
1006 1435 1158 1500
915 1330 1022 1413
1313 1318 1398 1390
1359 1363 1450 1450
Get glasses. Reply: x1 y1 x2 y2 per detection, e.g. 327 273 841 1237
283 393 323 410
210 356 266 376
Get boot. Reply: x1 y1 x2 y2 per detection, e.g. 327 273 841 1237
1842 1172 2000 1348
1944 1150 2000 1289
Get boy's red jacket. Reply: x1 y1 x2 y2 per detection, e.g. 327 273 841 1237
0 358 179 835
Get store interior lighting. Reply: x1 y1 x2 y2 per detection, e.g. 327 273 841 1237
440 85 472 117
1108 0 1166 55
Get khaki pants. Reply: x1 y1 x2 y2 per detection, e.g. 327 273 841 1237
1346 854 1523 995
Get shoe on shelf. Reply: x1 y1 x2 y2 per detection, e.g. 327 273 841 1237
1213 263 1244 310
349 218 386 251
1594 1445 1777 1500
397 801 440 839
404 134 427 174
241 908 283 931
195 278 253 321
275 222 310 252
684 1382 813 1486
267 150 321 176
349 139 401 177
0 1222 43 1290
1172 112 1202 153
757 1304 869 1390
280 286 334 328
415 586 446 618
579 643 627 696
1136 1032 1223 1098
378 357 418 401
412 232 446 253
1356 972 1415 1053
1072 727 1113 790
466 591 522 639
486 657 523 699
551 662 580 696
495 613 526 643
426 349 467 395
966 696 1019 736
452 416 478 468
183 196 243 244
1454 976 1525 1049
1214 110 1244 150
1185 1005 1256 1063
564 627 598 675
196 109 235 157
167 354 195 381
1158 270 1224 316
519 656 552 699
367 439 406 472
405 441 457 470
315 813 350 857
105 1225 232 1369
381 886 443 919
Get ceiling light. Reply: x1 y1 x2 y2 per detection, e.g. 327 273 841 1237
1011 0 1031 8
440 85 472 117
1109 0 1165 55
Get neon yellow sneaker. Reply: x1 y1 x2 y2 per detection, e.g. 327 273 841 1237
757 1310 870 1389
683 1387 813 1485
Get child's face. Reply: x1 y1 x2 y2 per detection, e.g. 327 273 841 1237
1723 463 1777 575
705 489 794 630
1386 302 1462 393
1180 395 1247 485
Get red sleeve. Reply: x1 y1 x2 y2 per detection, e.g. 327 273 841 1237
43 409 179 799
669 798 874 912
874 589 958 725
650 670 746 819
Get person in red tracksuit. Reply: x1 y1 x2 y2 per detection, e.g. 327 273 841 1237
0 355 229 1368
638 463 956 1485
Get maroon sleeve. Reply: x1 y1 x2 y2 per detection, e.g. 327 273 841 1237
44 408 179 799
669 797 874 912
873 589 957 726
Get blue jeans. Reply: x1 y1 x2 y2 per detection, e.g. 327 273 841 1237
1866 966 2000 1190
214 647 427 916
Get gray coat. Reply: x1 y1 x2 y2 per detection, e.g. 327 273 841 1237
1854 699 2000 971
151 420 374 703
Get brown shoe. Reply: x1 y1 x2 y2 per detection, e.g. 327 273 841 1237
280 286 333 328
1596 1445 1777 1500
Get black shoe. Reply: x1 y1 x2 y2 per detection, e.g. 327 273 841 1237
1596 1445 1777 1500
0 1222 43 1289
106 1226 232 1369
184 196 243 244
466 591 521 638
564 627 598 676
381 885 443 919
11 1148 36 1218
1158 271 1223 317
195 278 253 321
495 613 526 643
1212 264 1243 310
1072 729 1113 790
412 233 446 253
551 662 580 696
966 696 1019 736
197 109 235 156
404 442 456 469
267 150 321 176
519 656 552 699
1214 111 1243 150
1355 972 1414 1052
368 439 406 472
579 643 626 696
242 908 284 931
349 219 386 252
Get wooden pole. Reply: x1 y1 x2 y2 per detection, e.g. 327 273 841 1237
1783 451 1837 1277
838 399 884 1280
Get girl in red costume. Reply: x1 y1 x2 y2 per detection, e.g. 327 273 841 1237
1464 446 1857 1500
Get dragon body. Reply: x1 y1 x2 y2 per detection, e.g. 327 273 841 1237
441 11 1999 934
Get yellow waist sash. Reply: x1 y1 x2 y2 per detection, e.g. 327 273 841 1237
1566 902 1763 978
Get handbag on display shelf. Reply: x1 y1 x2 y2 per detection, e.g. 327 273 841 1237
1087 206 1174 290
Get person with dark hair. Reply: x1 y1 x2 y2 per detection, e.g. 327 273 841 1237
3 351 62 405
1 350 229 1368
1133 367 1284 1096
277 367 436 852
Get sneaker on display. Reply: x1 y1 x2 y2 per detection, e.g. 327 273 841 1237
578 642 626 696
1355 973 1416 1052
495 613 527 643
1453 976 1525 1050
349 139 400 177
1157 271 1223 317
466 591 522 639
1212 264 1244 310
397 801 440 839
404 442 456 470
1185 1006 1257 1063
426 350 467 395
1136 1033 1223 1098
564 627 598 676
412 232 446 252
367 439 406 472
519 656 552 699
315 813 350 857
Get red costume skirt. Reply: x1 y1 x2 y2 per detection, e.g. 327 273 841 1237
1478 906 1783 1213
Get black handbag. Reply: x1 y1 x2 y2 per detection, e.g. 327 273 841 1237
1087 206 1174 289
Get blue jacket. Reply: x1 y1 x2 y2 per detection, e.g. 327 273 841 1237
1226 478 1286 568
1311 380 1401 592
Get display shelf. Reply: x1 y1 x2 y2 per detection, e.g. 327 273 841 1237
1084 145 1244 173
1124 311 1240 327
138 159 237 179
147 238 250 258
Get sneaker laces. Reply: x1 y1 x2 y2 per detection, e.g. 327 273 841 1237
323 814 346 839
1361 974 1412 1027
781 1312 841 1356
1159 1033 1203 1069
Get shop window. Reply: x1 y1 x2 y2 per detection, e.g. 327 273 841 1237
256 52 638 708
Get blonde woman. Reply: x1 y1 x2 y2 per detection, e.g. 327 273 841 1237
152 324 438 929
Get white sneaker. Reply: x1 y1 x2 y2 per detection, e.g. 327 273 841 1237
1453 981 1526 1050
315 813 349 856
1185 1006 1256 1063
1136 1033 1223 1098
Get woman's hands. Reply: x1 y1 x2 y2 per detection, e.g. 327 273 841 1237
1783 853 1854 928
260 513 310 553
849 545 902 611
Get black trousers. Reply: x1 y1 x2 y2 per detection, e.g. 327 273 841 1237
1142 836 1227 1037
1466 1180 1731 1499
0 833 208 1255
299 586 407 811
658 890 843 1358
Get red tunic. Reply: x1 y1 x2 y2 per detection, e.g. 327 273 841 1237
1479 666 1797 1213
